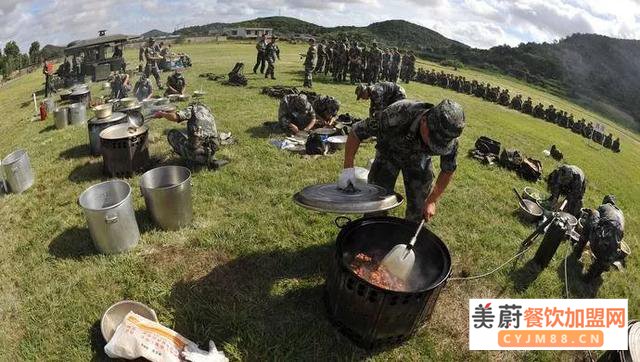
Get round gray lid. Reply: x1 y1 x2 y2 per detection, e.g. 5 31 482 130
89 112 127 125
293 183 403 214
99 123 148 140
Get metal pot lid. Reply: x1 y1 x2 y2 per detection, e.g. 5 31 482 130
118 104 143 112
293 183 404 214
89 112 127 124
100 123 148 140
312 127 337 135
127 111 144 128
327 135 348 144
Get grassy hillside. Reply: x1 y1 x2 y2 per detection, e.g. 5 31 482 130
0 41 638 361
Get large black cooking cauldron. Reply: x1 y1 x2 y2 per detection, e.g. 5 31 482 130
325 216 452 349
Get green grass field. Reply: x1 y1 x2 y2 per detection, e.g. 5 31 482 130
0 41 638 361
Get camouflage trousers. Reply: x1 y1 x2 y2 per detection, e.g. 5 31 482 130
368 152 434 222
265 60 276 79
349 63 362 83
145 63 162 88
304 66 313 87
167 130 214 165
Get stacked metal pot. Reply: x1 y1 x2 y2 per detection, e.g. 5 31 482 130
78 166 193 254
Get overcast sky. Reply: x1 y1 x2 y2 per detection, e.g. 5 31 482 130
2 0 640 51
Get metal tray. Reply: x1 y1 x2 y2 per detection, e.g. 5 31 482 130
89 112 126 125
294 183 403 214
100 123 148 140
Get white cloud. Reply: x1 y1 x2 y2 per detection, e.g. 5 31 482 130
1 0 640 51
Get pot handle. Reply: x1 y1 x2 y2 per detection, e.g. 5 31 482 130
334 216 352 229
105 213 119 224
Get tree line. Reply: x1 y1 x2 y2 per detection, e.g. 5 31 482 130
0 41 42 78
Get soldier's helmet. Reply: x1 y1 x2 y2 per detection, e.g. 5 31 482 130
355 83 368 100
426 100 466 155
603 194 616 206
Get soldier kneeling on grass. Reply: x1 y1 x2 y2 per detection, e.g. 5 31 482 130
156 103 227 169
574 195 627 280
278 93 317 135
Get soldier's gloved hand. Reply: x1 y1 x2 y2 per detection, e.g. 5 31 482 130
338 168 357 190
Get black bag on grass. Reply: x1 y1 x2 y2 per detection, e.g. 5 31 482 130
305 133 327 155
475 136 501 155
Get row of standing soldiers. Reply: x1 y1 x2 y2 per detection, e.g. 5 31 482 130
415 69 622 153
302 38 416 87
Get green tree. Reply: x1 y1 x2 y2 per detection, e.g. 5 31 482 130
29 41 40 64
3 41 20 58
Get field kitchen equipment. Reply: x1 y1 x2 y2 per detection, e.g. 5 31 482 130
68 103 87 125
101 300 158 342
139 166 193 230
326 216 452 349
1 149 35 194
294 182 454 348
380 219 426 281
99 123 150 177
64 32 127 82
87 111 127 156
69 84 91 106
53 106 69 129
44 98 55 113
523 186 547 203
327 135 348 152
117 97 138 109
532 212 578 268
78 180 140 254
294 183 402 214
93 103 113 119
514 188 543 222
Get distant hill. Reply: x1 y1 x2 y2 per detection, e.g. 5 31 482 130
40 44 64 60
166 16 640 128
141 29 171 38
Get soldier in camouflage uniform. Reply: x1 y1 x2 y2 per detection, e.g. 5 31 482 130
165 68 186 96
381 49 391 81
389 48 401 83
366 42 383 83
339 99 466 222
400 51 416 83
157 103 223 168
348 41 363 84
547 164 586 217
603 133 613 149
253 34 267 74
324 41 335 76
312 95 341 127
544 104 557 123
264 36 280 80
144 38 163 89
611 137 621 152
510 94 523 110
521 97 533 114
533 103 545 118
303 38 317 88
314 39 327 74
333 39 348 82
278 93 316 134
574 195 626 280
340 38 350 82
355 81 407 118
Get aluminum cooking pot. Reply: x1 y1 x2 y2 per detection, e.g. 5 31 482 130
139 166 193 230
53 106 69 129
1 149 35 194
78 180 140 254
93 103 113 119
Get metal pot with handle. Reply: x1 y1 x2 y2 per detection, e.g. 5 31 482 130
78 180 140 254
1 149 35 194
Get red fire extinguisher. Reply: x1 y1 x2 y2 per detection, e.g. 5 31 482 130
39 102 47 121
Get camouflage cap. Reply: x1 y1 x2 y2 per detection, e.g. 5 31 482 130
426 99 465 154
355 83 368 100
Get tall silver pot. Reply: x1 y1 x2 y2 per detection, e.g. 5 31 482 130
78 180 140 254
1 149 35 194
139 166 192 230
